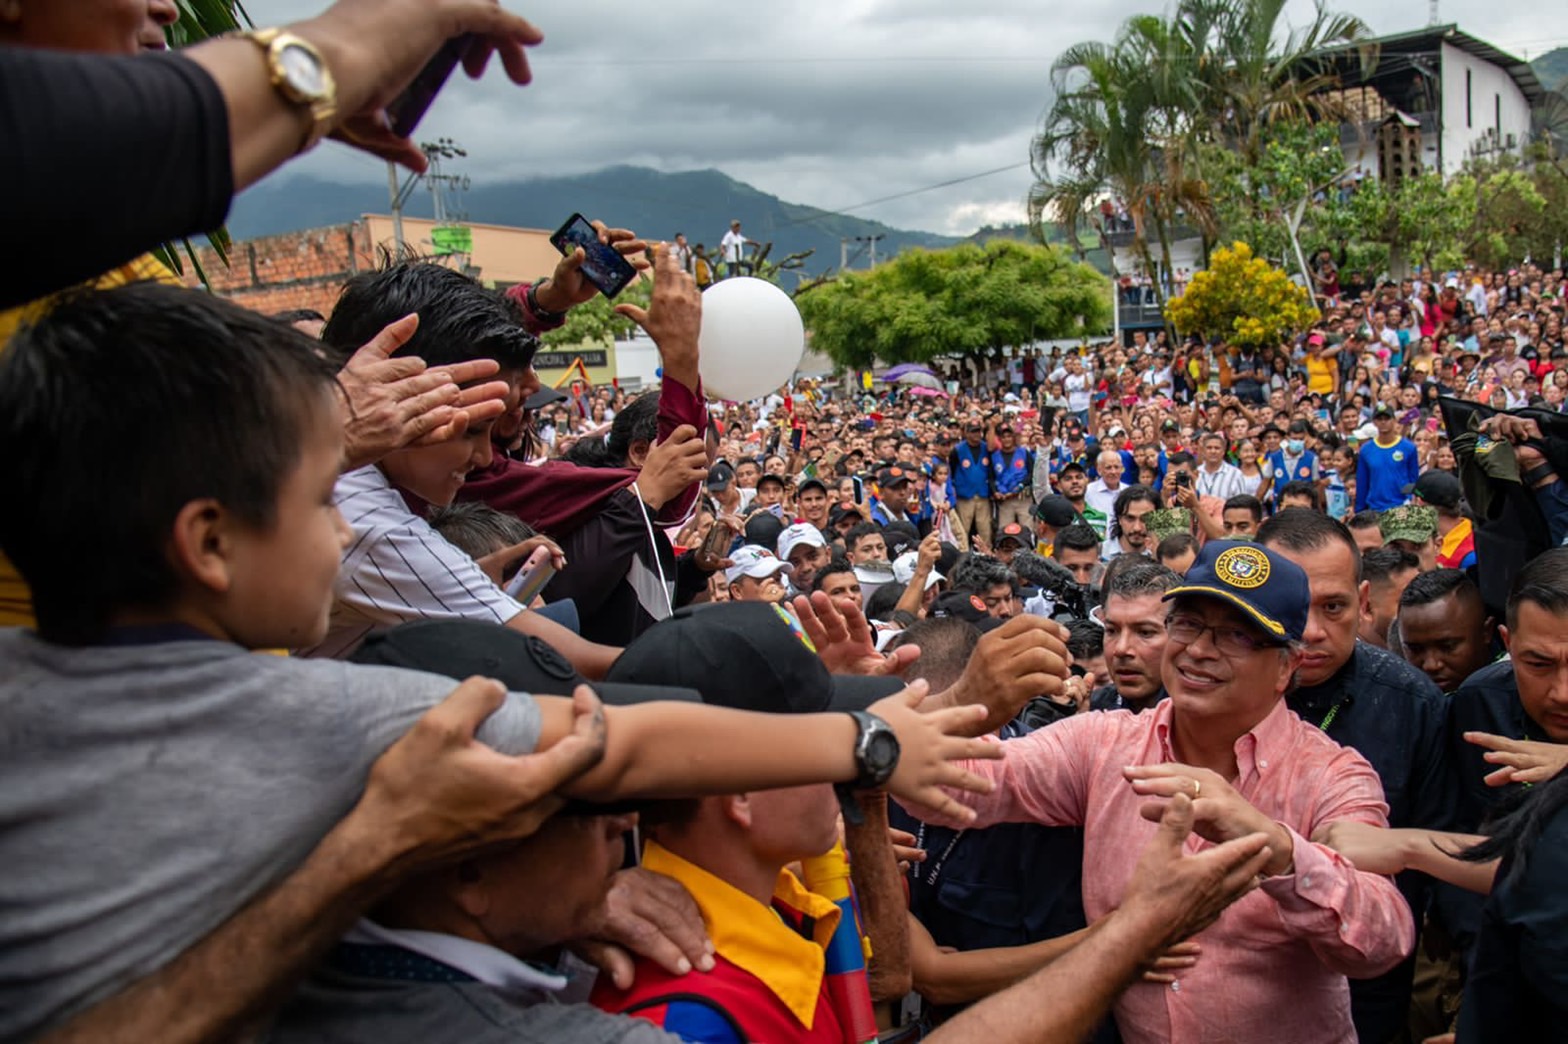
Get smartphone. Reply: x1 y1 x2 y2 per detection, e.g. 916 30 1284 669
790 426 804 452
550 213 638 298
504 546 555 604
385 35 473 139
853 477 865 505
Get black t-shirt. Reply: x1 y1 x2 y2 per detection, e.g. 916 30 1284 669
1 47 232 308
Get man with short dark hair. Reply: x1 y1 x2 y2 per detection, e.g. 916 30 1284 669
1356 406 1419 512
991 424 1034 532
1257 510 1453 1043
951 555 1017 620
1053 523 1103 588
1346 510 1384 555
1221 495 1263 539
1054 461 1104 538
1103 486 1158 562
845 523 888 565
871 467 918 528
950 423 994 549
1360 546 1420 649
1091 562 1180 713
814 558 862 603
1396 569 1496 694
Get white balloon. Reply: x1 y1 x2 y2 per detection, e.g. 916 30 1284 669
697 277 805 401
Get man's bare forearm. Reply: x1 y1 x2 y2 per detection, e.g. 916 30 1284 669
38 808 402 1044
846 793 912 1001
925 907 1160 1043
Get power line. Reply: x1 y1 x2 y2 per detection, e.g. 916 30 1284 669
765 161 1032 232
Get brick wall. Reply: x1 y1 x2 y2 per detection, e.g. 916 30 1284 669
189 221 375 318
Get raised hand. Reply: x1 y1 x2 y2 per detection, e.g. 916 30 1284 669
927 615 1073 735
536 220 651 313
638 425 710 510
869 681 1001 825
474 534 567 587
615 243 702 390
1465 730 1568 786
575 868 715 990
1126 763 1295 876
337 313 509 470
356 680 606 872
792 590 919 677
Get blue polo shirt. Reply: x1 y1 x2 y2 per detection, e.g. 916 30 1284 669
991 446 1033 496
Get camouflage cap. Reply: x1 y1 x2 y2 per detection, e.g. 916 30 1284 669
1144 507 1193 542
1379 504 1438 545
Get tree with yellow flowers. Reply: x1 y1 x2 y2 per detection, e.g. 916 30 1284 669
1165 242 1318 348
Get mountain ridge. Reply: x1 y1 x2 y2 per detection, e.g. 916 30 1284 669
225 165 962 276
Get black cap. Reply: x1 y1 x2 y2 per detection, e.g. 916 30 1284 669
1404 469 1462 508
1372 404 1395 419
757 472 787 490
351 620 701 706
607 603 903 712
798 477 828 497
1059 460 1087 476
1035 494 1079 528
997 523 1028 547
1162 419 1181 432
706 461 735 491
877 466 914 488
524 387 568 411
884 520 921 558
929 591 1004 633
743 511 786 550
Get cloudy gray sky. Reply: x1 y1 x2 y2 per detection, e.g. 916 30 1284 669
261 0 1568 234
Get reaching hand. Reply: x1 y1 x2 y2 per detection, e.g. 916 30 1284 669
1118 793 1273 947
792 591 919 677
1309 821 1409 876
337 314 509 470
1126 763 1294 876
575 867 715 990
1466 731 1568 786
931 615 1072 735
1141 940 1202 984
355 679 606 873
474 535 566 587
869 681 1002 825
638 425 709 510
536 220 651 313
615 243 702 390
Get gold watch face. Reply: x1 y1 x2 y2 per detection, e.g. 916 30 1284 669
278 42 327 100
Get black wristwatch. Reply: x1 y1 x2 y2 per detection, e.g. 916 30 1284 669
847 710 900 790
525 281 568 324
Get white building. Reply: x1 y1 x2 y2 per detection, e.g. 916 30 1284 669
1315 24 1545 179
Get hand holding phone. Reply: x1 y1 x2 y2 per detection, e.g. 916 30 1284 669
550 213 638 299
385 35 474 139
505 546 556 604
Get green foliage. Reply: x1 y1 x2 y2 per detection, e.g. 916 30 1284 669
795 241 1111 370
1166 242 1317 347
540 280 651 348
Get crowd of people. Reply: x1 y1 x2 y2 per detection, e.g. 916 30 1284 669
4 2 1568 1044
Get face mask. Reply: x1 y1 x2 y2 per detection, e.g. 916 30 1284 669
1286 439 1305 455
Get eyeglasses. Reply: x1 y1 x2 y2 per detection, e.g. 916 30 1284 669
1165 613 1270 656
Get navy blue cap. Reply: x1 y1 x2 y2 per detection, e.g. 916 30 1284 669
1162 540 1308 644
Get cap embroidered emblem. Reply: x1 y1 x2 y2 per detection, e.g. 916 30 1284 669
1214 546 1270 590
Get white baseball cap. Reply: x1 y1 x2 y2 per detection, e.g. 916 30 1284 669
777 523 827 561
725 545 794 585
891 551 944 590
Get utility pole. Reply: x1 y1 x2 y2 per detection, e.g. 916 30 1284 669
866 234 884 267
385 138 468 258
841 238 849 272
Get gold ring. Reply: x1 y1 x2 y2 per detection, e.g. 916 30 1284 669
1191 779 1202 799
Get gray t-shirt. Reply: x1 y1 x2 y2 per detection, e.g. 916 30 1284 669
0 631 541 1039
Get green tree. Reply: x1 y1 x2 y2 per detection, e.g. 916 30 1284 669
540 280 651 348
795 241 1110 370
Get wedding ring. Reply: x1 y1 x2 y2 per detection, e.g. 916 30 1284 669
1191 779 1202 798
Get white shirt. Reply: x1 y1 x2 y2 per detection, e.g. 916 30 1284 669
721 229 747 263
1194 461 1252 501
301 466 524 660
1084 479 1122 519
1064 372 1092 413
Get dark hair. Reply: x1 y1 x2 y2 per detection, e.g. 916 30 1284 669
864 581 909 624
0 283 340 644
888 617 978 691
1462 769 1568 887
1276 479 1323 511
321 261 538 373
1166 451 1196 468
1362 546 1419 586
1156 531 1199 563
1104 560 1182 605
1257 508 1362 583
1223 494 1263 521
1505 546 1568 629
1347 509 1383 531
428 501 534 564
1400 567 1481 611
567 393 659 468
1065 617 1104 662
950 554 1014 595
813 556 856 593
1055 522 1101 555
1112 484 1158 521
271 308 326 325
845 522 885 551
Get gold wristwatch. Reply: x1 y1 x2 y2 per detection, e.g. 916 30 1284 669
240 28 337 154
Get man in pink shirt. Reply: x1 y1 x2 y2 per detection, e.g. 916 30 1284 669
909 540 1414 1043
